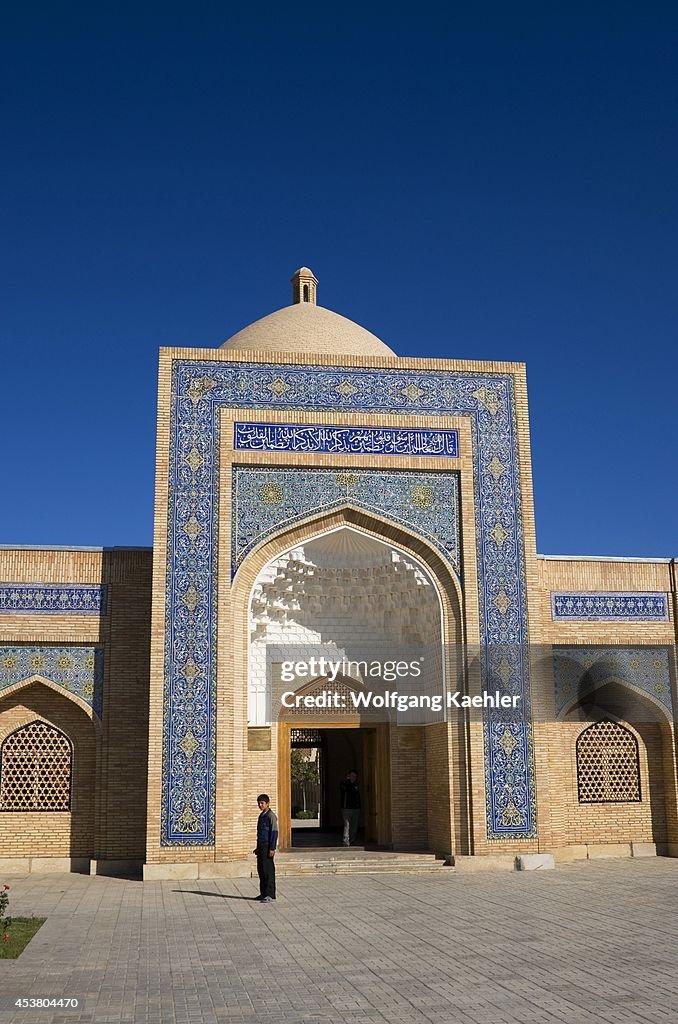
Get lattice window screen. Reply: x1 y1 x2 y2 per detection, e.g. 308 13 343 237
0 721 72 811
291 728 323 745
576 720 641 803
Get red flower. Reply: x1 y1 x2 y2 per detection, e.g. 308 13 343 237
3 933 9 942
2 885 9 890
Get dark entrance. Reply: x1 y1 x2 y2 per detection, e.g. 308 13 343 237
289 726 378 848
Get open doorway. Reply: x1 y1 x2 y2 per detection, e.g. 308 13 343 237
284 724 387 850
290 728 323 841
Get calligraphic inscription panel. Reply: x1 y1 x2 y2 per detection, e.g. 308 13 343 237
234 422 459 458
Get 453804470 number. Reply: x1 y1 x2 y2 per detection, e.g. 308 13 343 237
15 998 79 1008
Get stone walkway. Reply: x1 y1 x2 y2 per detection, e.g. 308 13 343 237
0 858 677 1024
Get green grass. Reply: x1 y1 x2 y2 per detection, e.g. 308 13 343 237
0 918 46 959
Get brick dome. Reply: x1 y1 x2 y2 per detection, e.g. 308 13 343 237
220 302 396 358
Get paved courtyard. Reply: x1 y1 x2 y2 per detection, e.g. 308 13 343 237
0 858 677 1024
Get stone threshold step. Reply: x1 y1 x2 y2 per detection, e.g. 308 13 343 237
278 852 440 861
277 859 444 868
277 864 450 875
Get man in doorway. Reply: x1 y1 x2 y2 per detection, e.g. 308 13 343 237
254 794 278 902
340 770 360 846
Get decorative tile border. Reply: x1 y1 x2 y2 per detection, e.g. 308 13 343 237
0 584 106 616
231 467 460 580
551 592 669 622
234 422 459 457
162 361 535 845
0 646 104 718
553 646 673 716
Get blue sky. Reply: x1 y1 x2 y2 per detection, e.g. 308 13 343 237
1 5 677 555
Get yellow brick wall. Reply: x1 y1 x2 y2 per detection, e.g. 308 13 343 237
530 556 678 853
0 685 95 856
0 547 152 863
542 720 667 846
424 723 452 855
390 726 427 849
534 557 675 645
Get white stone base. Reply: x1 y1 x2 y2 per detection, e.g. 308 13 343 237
515 853 555 871
142 860 254 881
552 843 659 862
552 845 589 863
0 857 90 875
452 855 516 872
587 843 632 859
631 842 657 858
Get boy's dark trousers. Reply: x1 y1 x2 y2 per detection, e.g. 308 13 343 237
256 846 276 898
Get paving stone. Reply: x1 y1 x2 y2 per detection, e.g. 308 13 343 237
0 859 677 1023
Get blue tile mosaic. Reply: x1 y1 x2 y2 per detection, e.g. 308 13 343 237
551 592 669 622
231 467 460 580
0 646 104 719
162 360 536 845
0 584 106 616
553 646 673 717
234 422 459 457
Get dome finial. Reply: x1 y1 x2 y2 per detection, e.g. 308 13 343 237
291 267 318 305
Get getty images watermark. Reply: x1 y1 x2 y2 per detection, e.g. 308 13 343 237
259 643 677 725
257 646 527 725
279 656 520 711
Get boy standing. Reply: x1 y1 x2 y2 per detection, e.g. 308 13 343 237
254 794 278 902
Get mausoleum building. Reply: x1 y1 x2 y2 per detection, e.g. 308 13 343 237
1 268 677 878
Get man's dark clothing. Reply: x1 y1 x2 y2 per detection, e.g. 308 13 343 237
255 807 278 899
340 778 360 846
340 779 360 810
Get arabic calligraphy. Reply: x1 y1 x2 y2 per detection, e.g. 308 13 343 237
234 423 459 457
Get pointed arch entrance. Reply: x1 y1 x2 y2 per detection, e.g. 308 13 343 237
240 512 463 855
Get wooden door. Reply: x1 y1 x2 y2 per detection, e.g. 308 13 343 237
361 729 378 844
361 725 392 847
277 722 292 851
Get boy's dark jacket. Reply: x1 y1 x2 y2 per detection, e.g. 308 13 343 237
256 807 278 851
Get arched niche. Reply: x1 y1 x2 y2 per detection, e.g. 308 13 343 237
0 674 102 731
0 677 99 859
245 522 452 727
220 506 465 857
561 680 677 849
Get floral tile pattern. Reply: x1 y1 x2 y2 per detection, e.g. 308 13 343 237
0 646 104 718
551 592 669 622
552 646 673 717
231 467 461 580
0 584 106 616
